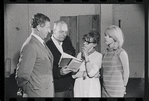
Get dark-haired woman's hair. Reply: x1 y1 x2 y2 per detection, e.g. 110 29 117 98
83 29 100 44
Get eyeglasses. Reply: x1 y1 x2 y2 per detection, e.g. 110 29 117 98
82 38 96 44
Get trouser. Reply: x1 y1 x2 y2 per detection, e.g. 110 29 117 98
55 86 73 97
23 87 54 97
22 82 54 97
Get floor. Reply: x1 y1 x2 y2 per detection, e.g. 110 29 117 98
124 78 144 97
5 73 145 98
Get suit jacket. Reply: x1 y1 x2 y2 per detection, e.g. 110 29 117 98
15 34 54 97
46 37 75 92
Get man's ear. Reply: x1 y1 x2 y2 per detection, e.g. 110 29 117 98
36 25 40 32
53 29 57 34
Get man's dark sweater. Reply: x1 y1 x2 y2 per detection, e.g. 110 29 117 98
46 36 75 92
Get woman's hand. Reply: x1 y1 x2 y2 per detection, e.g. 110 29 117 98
82 47 88 56
82 47 89 61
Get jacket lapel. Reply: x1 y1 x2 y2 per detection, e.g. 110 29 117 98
31 35 53 63
44 44 54 62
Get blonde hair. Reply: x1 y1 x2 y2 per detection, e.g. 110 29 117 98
105 25 124 48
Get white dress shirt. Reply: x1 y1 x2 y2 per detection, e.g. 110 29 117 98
51 35 63 54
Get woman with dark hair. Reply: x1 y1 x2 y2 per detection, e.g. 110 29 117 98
72 30 102 97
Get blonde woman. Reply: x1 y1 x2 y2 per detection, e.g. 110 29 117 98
102 25 129 97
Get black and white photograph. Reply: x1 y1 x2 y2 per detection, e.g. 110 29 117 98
4 4 145 98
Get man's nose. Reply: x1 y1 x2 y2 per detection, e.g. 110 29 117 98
63 31 67 36
48 28 51 33
51 30 53 34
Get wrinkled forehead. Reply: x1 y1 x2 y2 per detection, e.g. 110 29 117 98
45 21 50 26
39 21 50 28
57 23 68 31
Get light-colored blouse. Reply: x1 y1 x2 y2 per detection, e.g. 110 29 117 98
72 51 102 97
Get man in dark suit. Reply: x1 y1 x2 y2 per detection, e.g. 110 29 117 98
46 20 75 97
15 13 54 97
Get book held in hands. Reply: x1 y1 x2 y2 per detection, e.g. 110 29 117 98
58 52 82 71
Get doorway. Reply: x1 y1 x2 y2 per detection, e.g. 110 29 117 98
60 14 100 55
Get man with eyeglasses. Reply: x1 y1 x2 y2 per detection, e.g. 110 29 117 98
46 20 75 97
